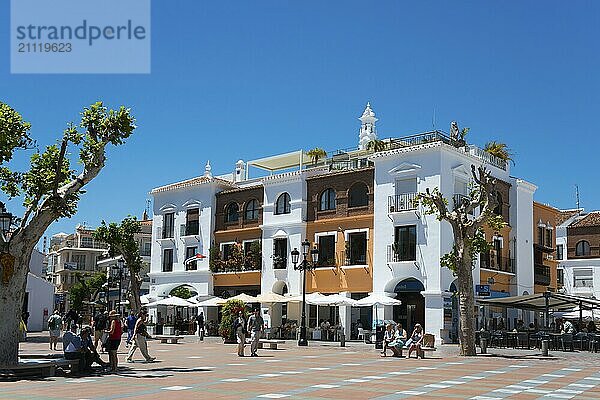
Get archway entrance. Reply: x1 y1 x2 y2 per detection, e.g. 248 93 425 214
393 278 425 332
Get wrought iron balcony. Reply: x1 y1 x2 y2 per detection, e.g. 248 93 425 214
388 193 418 213
387 244 416 263
534 264 551 286
480 253 515 273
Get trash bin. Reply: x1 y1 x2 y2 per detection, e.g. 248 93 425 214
375 325 384 349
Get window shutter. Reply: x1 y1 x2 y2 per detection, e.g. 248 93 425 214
180 224 186 237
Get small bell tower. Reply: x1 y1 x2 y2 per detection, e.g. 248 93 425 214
358 102 378 150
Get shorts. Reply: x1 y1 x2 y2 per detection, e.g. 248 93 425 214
50 329 61 338
94 330 103 342
105 338 121 351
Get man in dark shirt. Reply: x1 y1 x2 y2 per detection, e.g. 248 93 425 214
93 310 108 350
196 312 205 341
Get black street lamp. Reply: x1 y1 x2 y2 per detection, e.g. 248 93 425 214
291 239 319 347
112 258 125 315
0 202 13 252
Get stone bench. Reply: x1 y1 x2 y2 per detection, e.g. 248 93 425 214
155 335 184 344
6 358 79 377
258 339 285 350
397 333 437 359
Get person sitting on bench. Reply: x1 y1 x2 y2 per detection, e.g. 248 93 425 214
80 326 109 370
381 324 397 357
405 323 424 359
63 323 85 371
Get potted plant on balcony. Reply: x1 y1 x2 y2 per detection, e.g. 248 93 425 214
449 121 469 148
272 255 286 269
209 246 223 273
247 241 262 271
226 243 244 272
219 299 247 344
483 141 514 165
366 139 387 152
307 147 327 165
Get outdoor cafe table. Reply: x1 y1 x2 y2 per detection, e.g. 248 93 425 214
548 332 563 350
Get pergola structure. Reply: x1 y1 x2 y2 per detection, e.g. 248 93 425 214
478 292 600 328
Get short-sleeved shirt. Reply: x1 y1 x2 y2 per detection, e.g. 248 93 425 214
48 314 62 331
93 313 107 331
248 315 264 332
63 331 82 353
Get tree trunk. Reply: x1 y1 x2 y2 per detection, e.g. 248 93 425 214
456 243 477 356
128 271 142 314
0 245 32 367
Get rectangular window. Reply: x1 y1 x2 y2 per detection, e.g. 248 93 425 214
71 254 87 270
162 249 173 272
186 246 197 270
80 237 93 248
395 178 417 195
347 232 367 265
163 213 175 239
221 243 235 261
545 229 552 248
557 269 564 286
141 242 152 257
537 227 544 246
573 269 593 288
393 226 416 261
317 235 336 266
185 208 199 236
556 244 564 260
273 238 287 269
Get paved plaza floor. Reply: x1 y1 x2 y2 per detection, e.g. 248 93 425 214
2 332 600 399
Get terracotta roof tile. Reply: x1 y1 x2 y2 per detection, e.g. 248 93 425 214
571 211 600 227
556 209 582 225
151 176 234 194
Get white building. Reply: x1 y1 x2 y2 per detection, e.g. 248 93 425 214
557 210 600 300
148 103 536 343
25 249 55 331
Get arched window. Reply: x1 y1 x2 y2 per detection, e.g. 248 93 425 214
275 193 291 215
244 199 259 221
348 182 369 208
319 188 336 211
494 193 503 216
575 240 591 256
225 202 239 223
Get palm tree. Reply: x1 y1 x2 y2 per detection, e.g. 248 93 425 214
366 139 387 152
306 147 327 165
484 141 514 164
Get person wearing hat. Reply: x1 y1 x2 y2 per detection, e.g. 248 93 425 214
63 323 85 371
105 310 123 372
80 326 109 371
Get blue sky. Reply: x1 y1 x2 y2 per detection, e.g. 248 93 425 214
1 1 599 243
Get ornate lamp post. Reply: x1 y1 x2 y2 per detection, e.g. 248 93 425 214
291 239 318 347
112 258 126 315
0 202 13 252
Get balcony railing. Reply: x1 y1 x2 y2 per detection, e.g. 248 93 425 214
464 145 508 171
387 244 416 263
534 264 551 286
272 256 287 270
388 193 418 213
337 250 370 266
480 253 515 273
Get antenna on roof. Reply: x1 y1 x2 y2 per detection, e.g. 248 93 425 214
575 185 581 215
432 107 436 130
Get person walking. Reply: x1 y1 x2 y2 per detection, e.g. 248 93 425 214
196 311 205 341
126 311 137 347
92 310 108 351
126 311 155 363
47 310 63 350
247 309 264 357
105 310 122 372
233 311 246 357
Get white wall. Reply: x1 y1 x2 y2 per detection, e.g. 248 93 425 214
510 179 536 296
26 273 55 332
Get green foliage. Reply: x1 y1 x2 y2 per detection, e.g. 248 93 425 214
209 246 223 272
306 148 327 165
366 139 387 152
484 141 514 164
441 229 492 273
226 243 244 272
0 101 136 223
93 216 143 273
0 102 34 165
459 127 470 140
417 188 448 220
69 271 106 310
219 299 247 340
170 286 193 299
246 240 262 270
